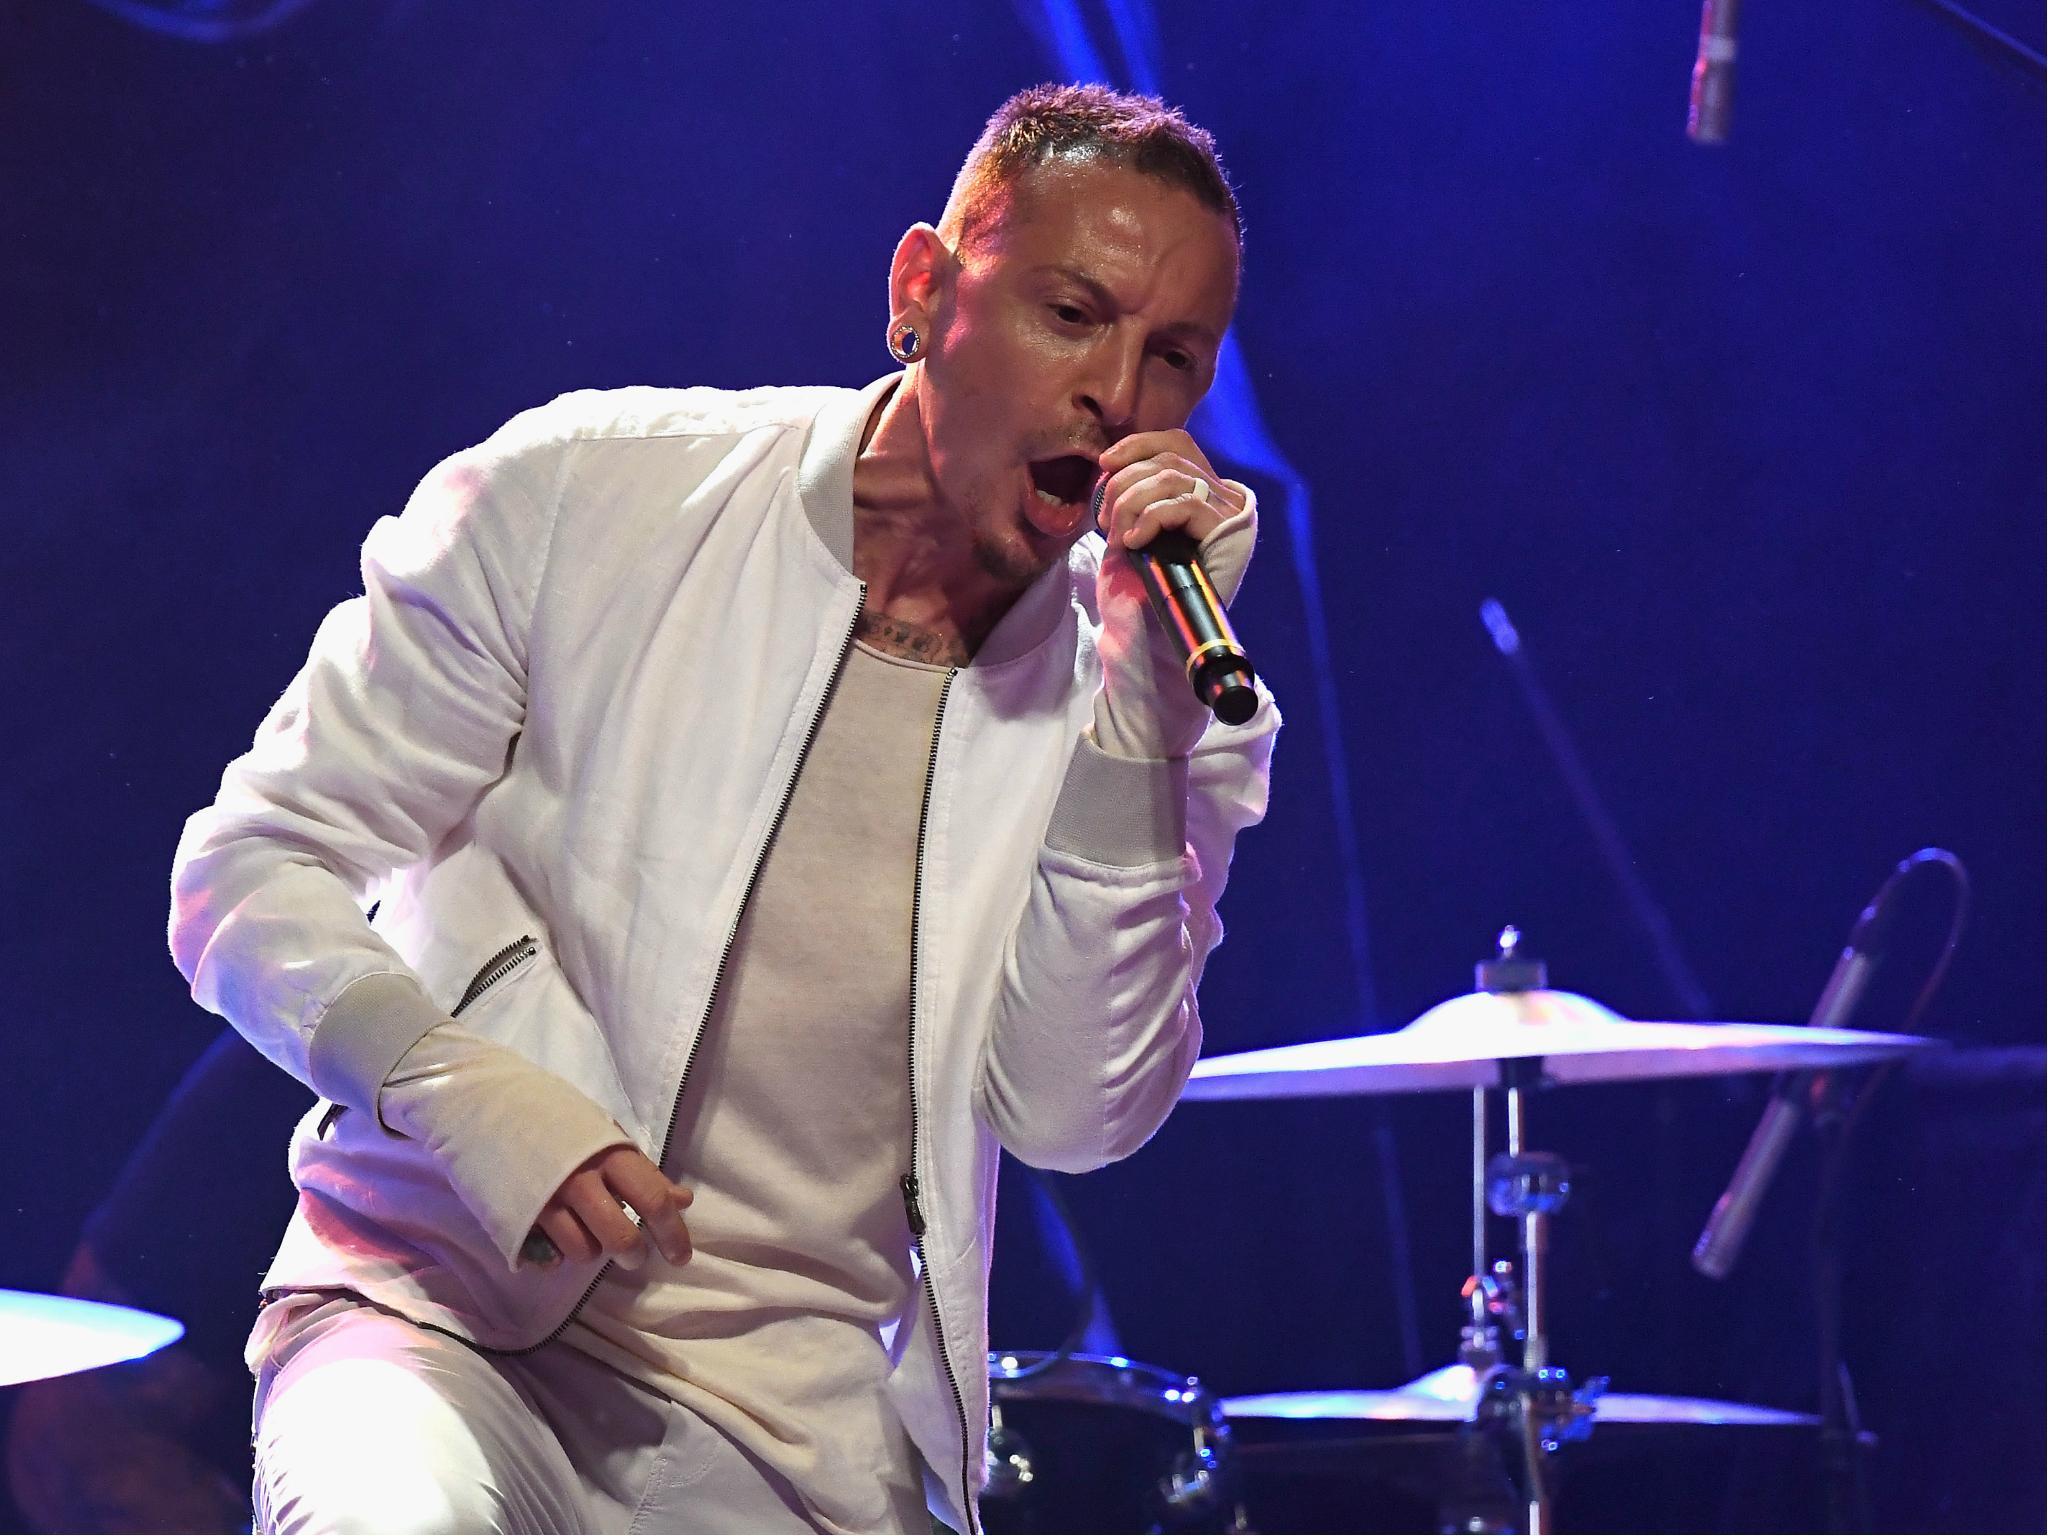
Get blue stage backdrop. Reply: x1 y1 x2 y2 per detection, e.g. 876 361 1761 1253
1 2 2040 1531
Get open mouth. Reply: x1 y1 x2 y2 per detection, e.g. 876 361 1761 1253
1026 454 1098 510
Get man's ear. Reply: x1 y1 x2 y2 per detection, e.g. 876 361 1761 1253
887 223 956 327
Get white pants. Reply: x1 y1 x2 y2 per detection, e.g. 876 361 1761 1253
250 1297 845 1534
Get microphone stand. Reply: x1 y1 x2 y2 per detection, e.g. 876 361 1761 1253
1479 600 1714 1278
1810 1075 1876 1532
1696 850 1965 1530
1478 600 1714 1021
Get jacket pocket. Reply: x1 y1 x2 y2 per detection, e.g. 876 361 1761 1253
438 934 647 1150
315 937 542 1142
450 935 540 1019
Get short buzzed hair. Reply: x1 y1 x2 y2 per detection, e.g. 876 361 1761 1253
941 83 1243 257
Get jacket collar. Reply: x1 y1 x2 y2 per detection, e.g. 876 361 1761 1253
797 371 1081 669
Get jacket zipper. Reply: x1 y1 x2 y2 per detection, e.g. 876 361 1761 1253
504 587 869 1356
451 935 539 1016
317 935 539 1139
898 668 979 1534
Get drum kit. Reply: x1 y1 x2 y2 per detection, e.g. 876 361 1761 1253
980 929 1937 1536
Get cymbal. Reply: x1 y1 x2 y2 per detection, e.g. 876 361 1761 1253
1183 988 1934 1100
0 1288 184 1388
1224 1365 1815 1429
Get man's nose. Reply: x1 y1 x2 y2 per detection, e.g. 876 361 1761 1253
1076 331 1144 432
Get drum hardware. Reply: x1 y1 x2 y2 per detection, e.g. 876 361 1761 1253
1222 1374 1818 1430
1159 1438 1229 1524
1190 926 1933 1535
1458 1261 1519 1375
1455 933 1592 1534
984 1404 1035 1502
1177 986 1934 1103
981 1351 1246 1533
0 1288 184 1387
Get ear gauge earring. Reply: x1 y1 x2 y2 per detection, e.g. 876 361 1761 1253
887 323 921 364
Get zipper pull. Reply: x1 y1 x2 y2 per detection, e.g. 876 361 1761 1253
900 1173 927 1237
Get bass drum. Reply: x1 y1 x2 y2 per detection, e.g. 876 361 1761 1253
981 1352 1245 1534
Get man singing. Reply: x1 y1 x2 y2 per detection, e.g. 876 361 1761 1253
170 82 1277 1534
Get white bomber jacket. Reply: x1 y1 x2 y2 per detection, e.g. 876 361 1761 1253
168 373 1277 1532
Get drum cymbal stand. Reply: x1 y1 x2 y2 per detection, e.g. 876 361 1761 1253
1455 932 1603 1536
1439 1244 1523 1536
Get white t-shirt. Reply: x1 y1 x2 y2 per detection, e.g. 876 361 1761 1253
563 640 947 1533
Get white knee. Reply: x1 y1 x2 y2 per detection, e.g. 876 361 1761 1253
259 1466 497 1535
254 1355 516 1534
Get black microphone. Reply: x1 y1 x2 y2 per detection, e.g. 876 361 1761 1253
1687 0 1741 144
1691 882 1897 1279
1091 481 1258 726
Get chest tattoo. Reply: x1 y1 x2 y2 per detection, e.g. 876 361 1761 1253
856 610 971 667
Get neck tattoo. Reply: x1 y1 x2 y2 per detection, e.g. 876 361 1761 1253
856 609 971 667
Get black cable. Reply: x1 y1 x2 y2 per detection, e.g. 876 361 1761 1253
1906 0 2048 81
1824 848 1973 1151
1812 1092 1874 1533
1000 1165 1110 1382
1875 850 1971 1037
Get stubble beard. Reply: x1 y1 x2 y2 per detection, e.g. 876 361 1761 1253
959 467 1060 589
970 525 1054 587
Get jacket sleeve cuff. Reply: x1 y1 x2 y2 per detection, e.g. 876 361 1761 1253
466 1092 631 1270
380 1024 636 1271
1044 734 1189 868
304 971 450 1120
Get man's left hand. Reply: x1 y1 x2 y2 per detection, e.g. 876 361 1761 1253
1093 430 1248 551
1089 430 1257 761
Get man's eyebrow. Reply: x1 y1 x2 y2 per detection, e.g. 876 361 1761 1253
1031 265 1221 348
